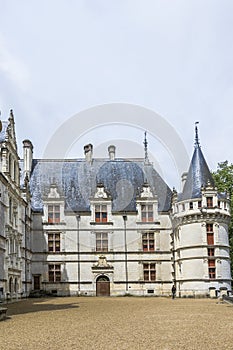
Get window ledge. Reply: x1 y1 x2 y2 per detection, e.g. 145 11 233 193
90 222 114 225
136 221 160 225
43 222 66 226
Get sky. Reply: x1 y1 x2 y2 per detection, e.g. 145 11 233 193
1 0 233 190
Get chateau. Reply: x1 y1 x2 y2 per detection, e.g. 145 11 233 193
0 110 231 299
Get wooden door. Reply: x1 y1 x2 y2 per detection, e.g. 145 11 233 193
96 276 110 296
34 275 40 290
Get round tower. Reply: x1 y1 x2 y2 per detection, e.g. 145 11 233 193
171 124 231 297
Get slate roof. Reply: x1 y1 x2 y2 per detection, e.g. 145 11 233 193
180 144 215 201
29 158 172 213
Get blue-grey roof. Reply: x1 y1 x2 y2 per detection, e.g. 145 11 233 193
0 121 9 142
180 145 215 200
29 158 172 213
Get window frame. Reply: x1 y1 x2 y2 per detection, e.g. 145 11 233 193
208 260 216 279
143 263 156 281
207 197 213 208
48 204 60 224
48 264 61 282
96 232 108 252
48 232 61 252
206 223 214 245
142 232 155 252
208 248 215 257
141 204 154 222
95 204 108 223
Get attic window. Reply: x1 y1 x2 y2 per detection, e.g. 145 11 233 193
48 205 60 224
207 197 213 208
141 204 153 222
95 205 107 223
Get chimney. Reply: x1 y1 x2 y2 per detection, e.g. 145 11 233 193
84 144 93 163
108 145 116 160
23 139 33 178
181 172 188 190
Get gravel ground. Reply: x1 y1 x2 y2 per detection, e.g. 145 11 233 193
1 297 233 350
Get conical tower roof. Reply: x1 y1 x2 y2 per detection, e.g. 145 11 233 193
181 124 215 200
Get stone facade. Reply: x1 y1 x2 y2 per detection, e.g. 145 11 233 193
0 111 32 300
0 111 231 299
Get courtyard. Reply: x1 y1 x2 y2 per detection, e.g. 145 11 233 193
1 297 233 350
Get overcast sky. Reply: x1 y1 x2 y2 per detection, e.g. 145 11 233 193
1 0 233 189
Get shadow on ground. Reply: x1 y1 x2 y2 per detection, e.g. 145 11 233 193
5 298 79 317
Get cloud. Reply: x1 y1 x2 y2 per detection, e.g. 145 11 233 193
0 34 30 92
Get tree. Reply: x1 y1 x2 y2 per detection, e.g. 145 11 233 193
212 161 233 279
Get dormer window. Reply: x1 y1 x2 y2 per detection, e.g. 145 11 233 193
207 197 213 208
141 204 153 222
48 205 60 223
95 204 107 223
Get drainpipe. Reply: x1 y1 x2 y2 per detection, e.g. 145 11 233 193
123 214 128 292
76 215 81 295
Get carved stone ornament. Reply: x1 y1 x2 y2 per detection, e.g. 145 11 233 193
48 185 60 198
93 255 113 268
140 184 153 198
94 185 109 199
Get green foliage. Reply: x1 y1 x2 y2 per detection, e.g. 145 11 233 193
212 161 233 280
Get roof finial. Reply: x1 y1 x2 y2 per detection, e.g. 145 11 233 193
195 121 200 147
143 131 149 164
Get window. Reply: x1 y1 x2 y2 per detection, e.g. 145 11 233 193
198 201 202 208
96 232 108 252
48 205 60 223
9 197 12 222
208 248 215 256
141 205 153 222
95 205 107 222
48 233 60 252
142 233 155 251
207 224 214 245
143 263 156 281
208 260 216 279
207 197 213 208
48 264 61 282
189 202 193 209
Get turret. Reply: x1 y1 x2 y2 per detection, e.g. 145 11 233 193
172 123 231 297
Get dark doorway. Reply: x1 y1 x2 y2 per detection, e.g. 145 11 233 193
34 275 41 290
96 275 110 296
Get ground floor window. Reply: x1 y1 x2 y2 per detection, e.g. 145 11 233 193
48 264 61 282
143 263 156 281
